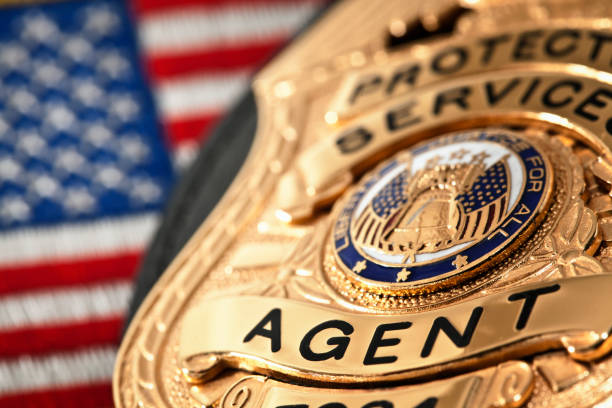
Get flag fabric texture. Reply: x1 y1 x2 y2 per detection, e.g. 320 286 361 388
0 0 319 406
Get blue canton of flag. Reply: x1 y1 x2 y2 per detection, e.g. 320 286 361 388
371 171 408 218
457 161 508 213
0 0 174 229
456 160 510 240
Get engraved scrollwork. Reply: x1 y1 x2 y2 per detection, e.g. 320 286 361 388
473 361 534 408
219 377 266 408
530 200 603 279
503 138 606 287
204 223 335 305
216 362 534 408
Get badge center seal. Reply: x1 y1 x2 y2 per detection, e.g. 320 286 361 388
331 129 553 295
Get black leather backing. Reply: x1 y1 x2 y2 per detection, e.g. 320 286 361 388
126 91 257 325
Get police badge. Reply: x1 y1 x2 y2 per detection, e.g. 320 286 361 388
114 0 612 407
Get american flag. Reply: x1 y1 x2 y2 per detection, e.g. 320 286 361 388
0 0 319 406
456 159 510 239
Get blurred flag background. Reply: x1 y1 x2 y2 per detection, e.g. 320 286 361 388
0 0 320 406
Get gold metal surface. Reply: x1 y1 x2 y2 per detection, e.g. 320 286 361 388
114 0 612 407
215 361 534 408
179 276 612 385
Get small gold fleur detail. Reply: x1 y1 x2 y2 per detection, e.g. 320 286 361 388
452 255 468 269
352 260 367 274
450 148 469 160
396 268 411 282
471 151 490 164
425 155 441 168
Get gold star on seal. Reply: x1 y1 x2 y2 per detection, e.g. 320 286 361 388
396 268 411 282
352 260 367 274
452 254 468 269
424 241 437 251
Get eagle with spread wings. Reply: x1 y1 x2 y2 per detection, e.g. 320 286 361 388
352 153 511 263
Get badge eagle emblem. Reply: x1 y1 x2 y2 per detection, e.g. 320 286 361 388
332 131 552 292
354 151 508 259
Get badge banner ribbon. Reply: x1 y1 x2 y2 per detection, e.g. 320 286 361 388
180 275 612 384
217 361 533 408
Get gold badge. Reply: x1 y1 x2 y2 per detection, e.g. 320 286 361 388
114 1 612 407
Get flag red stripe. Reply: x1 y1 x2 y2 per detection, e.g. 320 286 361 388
0 316 122 358
134 0 322 16
146 39 283 79
0 382 113 408
0 252 141 296
165 112 223 147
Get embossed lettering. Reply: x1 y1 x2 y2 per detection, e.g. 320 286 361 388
300 320 354 362
433 86 471 115
386 101 422 131
386 64 421 95
526 156 544 167
515 203 531 216
363 322 412 366
336 127 372 154
528 167 545 192
508 285 560 330
589 31 612 61
350 75 383 104
244 308 282 352
431 46 468 75
362 401 393 408
513 30 544 60
420 307 483 358
485 78 521 105
479 34 511 64
575 88 612 122
542 80 582 108
276 399 437 408
520 77 541 105
545 29 580 57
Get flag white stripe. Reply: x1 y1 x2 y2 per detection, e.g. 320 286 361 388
140 2 317 56
0 346 116 394
0 281 132 329
156 71 249 119
0 213 158 266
